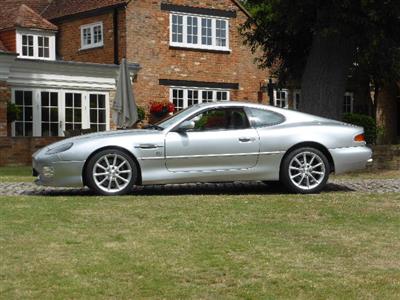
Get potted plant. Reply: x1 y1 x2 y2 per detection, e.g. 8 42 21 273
7 102 21 123
149 101 175 118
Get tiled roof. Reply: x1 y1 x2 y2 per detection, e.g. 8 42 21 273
0 4 57 31
43 0 129 20
1 1 53 16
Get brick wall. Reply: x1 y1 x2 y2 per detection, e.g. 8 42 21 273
126 0 268 108
0 137 63 166
54 8 126 64
0 29 16 52
0 81 10 137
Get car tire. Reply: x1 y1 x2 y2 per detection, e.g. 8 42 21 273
85 149 137 196
280 147 330 194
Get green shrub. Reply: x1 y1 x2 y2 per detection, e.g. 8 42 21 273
343 113 377 144
7 102 21 123
137 106 145 121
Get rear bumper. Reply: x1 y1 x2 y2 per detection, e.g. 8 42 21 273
329 146 373 174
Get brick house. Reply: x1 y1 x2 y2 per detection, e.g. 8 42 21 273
0 0 269 166
0 0 140 165
42 0 268 110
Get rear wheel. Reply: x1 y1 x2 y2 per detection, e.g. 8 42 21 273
281 147 330 194
85 149 137 196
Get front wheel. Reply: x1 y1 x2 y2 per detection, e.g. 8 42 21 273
85 149 137 196
280 147 330 194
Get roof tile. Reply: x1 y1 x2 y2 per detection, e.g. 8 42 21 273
43 0 128 20
0 3 57 31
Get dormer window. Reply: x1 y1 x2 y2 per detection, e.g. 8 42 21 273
81 22 103 50
17 29 56 60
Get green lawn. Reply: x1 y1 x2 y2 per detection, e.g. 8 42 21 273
0 166 33 183
1 193 399 299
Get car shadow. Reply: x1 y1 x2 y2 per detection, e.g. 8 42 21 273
24 181 355 197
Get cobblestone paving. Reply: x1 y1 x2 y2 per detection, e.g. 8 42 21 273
0 179 399 196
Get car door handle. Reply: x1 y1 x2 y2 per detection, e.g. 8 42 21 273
238 137 254 143
136 144 160 149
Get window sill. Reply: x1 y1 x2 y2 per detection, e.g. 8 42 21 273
169 45 231 54
79 44 104 52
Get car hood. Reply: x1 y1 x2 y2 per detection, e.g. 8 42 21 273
46 129 161 150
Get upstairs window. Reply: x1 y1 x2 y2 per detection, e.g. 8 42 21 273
22 35 34 57
81 22 103 49
170 13 230 51
38 36 50 58
17 30 55 60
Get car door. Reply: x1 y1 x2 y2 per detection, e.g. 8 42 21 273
165 107 260 172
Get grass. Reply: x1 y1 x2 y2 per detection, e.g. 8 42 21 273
1 193 400 299
0 166 33 183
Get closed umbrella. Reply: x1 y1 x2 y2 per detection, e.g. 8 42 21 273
112 58 138 128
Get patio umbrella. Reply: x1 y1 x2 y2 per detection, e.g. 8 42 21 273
112 58 138 128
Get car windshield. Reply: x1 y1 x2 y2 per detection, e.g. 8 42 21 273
156 105 201 129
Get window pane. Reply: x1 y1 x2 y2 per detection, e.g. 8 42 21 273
66 108 73 122
90 109 97 123
201 18 212 45
50 108 58 122
74 109 81 123
99 110 106 123
42 123 50 136
216 20 227 47
172 15 183 43
74 94 81 107
25 91 32 106
187 16 198 44
51 93 58 106
38 36 43 47
15 91 23 105
172 88 184 111
66 93 73 107
98 95 105 108
90 94 97 108
41 92 49 106
248 108 285 127
15 122 23 136
50 123 58 136
25 123 33 136
42 108 49 122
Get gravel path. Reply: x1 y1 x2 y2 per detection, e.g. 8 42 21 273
0 179 399 196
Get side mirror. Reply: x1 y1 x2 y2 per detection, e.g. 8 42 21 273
177 120 195 132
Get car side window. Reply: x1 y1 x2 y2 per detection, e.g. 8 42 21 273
188 108 250 131
247 108 285 128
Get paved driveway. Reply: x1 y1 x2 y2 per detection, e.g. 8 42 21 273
0 179 399 196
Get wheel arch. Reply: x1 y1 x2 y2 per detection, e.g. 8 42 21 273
81 146 142 187
280 142 335 177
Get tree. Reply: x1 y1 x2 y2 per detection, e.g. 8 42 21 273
241 0 400 120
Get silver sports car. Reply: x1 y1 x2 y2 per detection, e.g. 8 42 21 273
32 102 373 195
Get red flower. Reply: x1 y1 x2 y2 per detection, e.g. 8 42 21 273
150 101 175 115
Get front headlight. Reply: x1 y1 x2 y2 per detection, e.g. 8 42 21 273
46 143 73 155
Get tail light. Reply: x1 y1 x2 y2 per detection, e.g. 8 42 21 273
354 133 365 142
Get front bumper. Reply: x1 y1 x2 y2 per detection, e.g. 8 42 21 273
33 157 85 187
329 146 373 174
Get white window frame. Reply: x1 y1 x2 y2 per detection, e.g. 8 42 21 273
169 13 230 52
16 29 56 60
273 89 289 109
11 88 110 137
343 92 354 113
80 22 104 50
169 87 230 111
